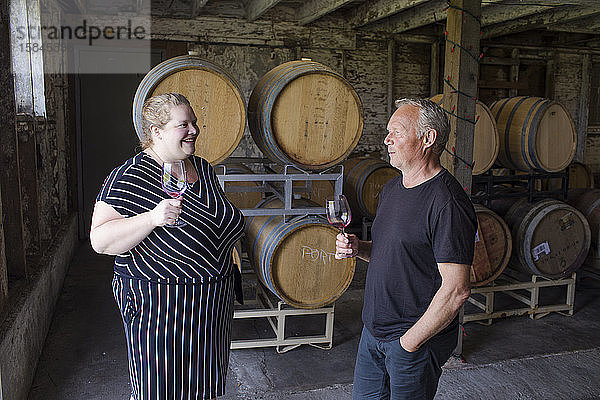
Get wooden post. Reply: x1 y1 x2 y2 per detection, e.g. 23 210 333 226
0 0 27 278
441 0 481 193
576 54 591 162
430 40 440 96
387 39 395 119
545 57 555 99
509 48 519 97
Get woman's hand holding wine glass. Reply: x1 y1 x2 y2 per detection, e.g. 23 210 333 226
161 160 188 228
151 198 183 227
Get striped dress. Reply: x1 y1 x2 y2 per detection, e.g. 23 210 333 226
97 152 244 400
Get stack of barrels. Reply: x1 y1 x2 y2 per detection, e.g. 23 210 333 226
133 56 367 308
471 95 593 281
432 93 591 283
132 55 595 300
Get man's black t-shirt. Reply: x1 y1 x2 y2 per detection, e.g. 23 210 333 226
362 168 477 342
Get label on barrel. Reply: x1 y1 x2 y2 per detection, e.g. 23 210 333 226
559 213 575 231
301 245 336 265
532 241 551 261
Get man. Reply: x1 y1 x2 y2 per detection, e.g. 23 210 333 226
336 98 477 400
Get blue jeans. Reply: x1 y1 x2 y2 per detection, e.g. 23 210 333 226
352 326 456 400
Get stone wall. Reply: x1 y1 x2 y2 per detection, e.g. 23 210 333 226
0 0 78 398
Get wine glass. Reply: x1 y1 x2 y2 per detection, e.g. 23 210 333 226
161 160 187 228
325 194 352 236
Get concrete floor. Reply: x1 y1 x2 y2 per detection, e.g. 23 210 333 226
27 243 600 400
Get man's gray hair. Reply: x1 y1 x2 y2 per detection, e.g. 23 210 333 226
394 98 450 155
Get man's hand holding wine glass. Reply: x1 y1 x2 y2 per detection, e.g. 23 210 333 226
335 233 359 259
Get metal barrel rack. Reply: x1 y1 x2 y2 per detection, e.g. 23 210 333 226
462 269 576 325
455 167 574 358
215 158 343 220
231 283 335 354
471 168 569 206
217 158 343 351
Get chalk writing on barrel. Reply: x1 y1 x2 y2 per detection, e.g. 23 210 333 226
301 246 336 264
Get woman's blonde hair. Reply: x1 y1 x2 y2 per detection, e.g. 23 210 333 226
140 93 191 149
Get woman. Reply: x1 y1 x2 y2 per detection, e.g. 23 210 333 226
90 92 244 400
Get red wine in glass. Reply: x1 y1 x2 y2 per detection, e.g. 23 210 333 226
161 160 187 228
326 195 352 235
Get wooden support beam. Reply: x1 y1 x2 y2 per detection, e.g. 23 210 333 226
245 0 283 22
441 0 481 193
549 27 600 34
482 4 555 26
483 5 600 39
576 54 591 162
387 0 502 34
387 39 395 119
477 80 528 89
0 0 27 279
298 0 354 25
430 41 440 96
545 57 555 99
546 14 600 33
509 48 519 97
349 0 431 28
191 0 208 18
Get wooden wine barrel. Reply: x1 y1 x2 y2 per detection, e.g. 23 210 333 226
217 163 263 210
248 60 363 170
487 189 526 218
489 96 576 172
471 205 512 286
544 162 594 192
566 188 600 245
133 55 246 165
431 94 499 175
245 197 355 309
504 199 590 278
342 157 400 220
232 240 242 272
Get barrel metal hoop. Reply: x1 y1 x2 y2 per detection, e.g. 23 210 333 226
261 218 293 292
259 217 324 303
491 97 510 121
504 96 530 170
252 215 278 287
583 196 600 218
525 99 550 171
